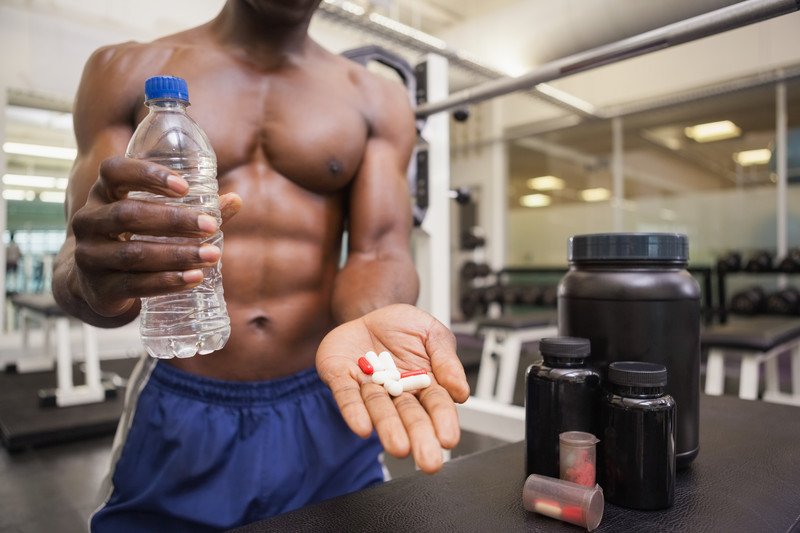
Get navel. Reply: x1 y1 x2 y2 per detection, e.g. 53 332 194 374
248 315 270 332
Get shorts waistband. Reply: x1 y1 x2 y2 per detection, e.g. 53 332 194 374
150 361 326 407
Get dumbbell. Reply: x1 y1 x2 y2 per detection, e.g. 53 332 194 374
460 261 492 280
519 286 544 306
765 287 800 315
460 289 487 319
744 251 774 272
461 232 486 251
501 285 524 307
716 251 742 273
540 286 558 308
777 248 800 273
729 286 767 315
481 284 504 307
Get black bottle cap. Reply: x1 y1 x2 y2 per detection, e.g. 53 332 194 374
569 233 688 263
539 337 591 358
608 361 668 387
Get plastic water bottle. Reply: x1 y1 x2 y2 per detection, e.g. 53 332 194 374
126 75 230 358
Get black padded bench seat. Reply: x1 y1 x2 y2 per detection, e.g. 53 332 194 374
476 311 557 331
702 316 800 351
11 293 66 318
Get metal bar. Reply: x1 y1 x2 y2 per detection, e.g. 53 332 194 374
416 0 800 117
776 82 788 290
611 117 624 231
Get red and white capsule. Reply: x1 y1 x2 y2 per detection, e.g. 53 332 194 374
399 373 431 392
357 356 374 375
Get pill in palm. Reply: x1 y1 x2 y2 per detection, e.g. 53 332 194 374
384 379 403 397
378 351 399 375
371 370 390 384
358 357 374 375
399 373 431 392
365 351 384 372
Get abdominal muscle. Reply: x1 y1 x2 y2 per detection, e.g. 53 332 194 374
165 233 341 382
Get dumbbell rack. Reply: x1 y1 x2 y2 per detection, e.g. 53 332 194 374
717 268 799 324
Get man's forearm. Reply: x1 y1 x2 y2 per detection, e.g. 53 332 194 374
331 254 419 324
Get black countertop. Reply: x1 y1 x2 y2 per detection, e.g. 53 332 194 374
232 395 800 532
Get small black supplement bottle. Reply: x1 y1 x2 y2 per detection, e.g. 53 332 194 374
600 361 676 510
525 337 601 477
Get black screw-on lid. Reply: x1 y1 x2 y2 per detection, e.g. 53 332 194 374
608 361 668 387
569 233 689 263
539 337 591 359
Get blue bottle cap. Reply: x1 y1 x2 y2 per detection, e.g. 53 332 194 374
144 76 189 103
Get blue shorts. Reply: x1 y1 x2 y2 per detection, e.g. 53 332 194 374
90 357 385 532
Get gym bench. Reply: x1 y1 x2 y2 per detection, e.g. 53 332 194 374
703 316 800 406
9 293 111 407
475 311 557 404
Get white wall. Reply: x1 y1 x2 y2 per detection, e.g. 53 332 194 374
0 1 226 99
550 11 800 109
0 1 382 102
439 0 742 74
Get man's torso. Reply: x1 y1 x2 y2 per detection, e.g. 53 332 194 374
114 27 383 380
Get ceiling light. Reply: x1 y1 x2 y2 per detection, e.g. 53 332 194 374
3 141 77 160
340 0 365 16
39 191 66 203
535 84 597 115
733 148 771 166
660 208 677 221
683 120 741 143
3 174 68 189
527 175 565 191
368 12 446 50
2 189 30 201
520 193 551 208
580 188 611 202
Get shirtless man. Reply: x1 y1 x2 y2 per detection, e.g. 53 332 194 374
52 1 469 530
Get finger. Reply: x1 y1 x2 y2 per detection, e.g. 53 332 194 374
219 193 243 224
362 383 410 458
97 156 188 201
323 371 373 438
417 381 461 450
73 199 217 240
426 323 470 403
91 269 206 301
75 240 220 273
394 393 443 474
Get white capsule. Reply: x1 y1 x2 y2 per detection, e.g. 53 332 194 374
378 351 399 376
365 351 384 372
384 379 403 397
371 370 390 385
533 499 562 519
399 373 432 392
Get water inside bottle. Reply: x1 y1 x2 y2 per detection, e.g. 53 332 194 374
130 155 230 358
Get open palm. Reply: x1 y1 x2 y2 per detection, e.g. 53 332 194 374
316 303 470 473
